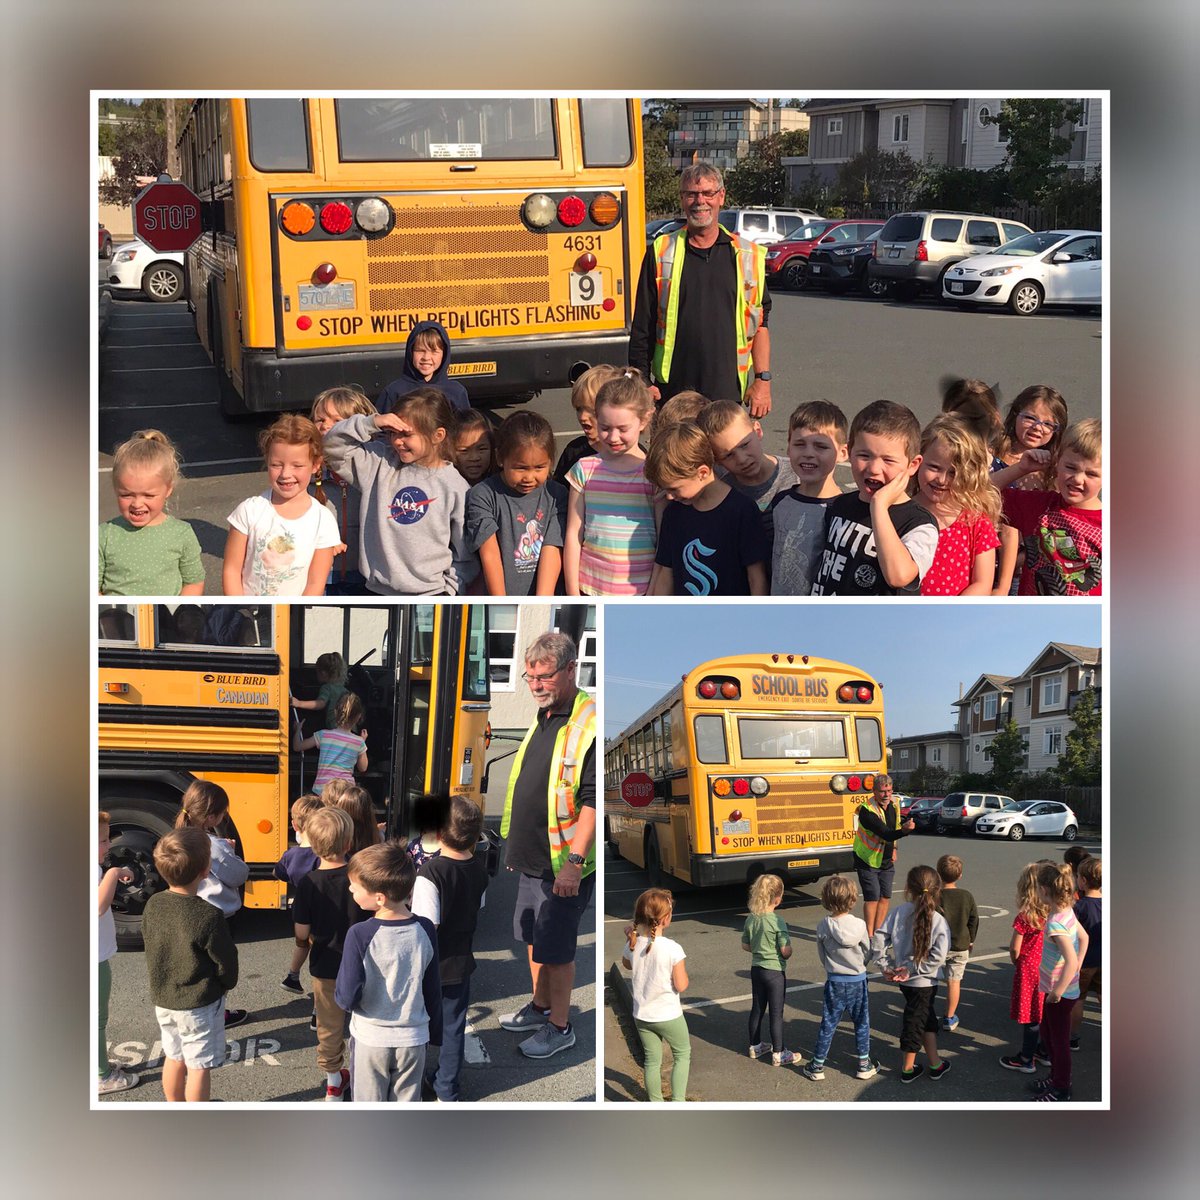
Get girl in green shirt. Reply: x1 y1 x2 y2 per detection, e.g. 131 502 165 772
741 873 797 1066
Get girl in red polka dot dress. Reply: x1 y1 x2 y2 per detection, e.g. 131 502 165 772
914 415 1001 596
999 863 1048 1073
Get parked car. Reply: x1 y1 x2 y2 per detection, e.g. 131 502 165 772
108 240 187 303
98 222 113 259
765 220 885 290
942 229 1102 315
807 231 887 295
717 206 823 246
867 210 1033 299
936 791 1015 834
897 794 918 819
974 800 1079 842
908 796 945 830
646 216 685 244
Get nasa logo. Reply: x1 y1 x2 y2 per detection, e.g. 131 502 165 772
389 487 436 526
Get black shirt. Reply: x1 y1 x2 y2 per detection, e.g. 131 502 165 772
292 864 370 979
810 493 938 596
418 854 490 985
655 487 769 595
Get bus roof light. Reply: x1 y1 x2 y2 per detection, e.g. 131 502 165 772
720 681 740 700
590 192 620 226
557 195 587 227
523 194 557 228
698 679 718 699
319 201 354 235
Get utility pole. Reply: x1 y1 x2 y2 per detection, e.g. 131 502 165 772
165 99 178 180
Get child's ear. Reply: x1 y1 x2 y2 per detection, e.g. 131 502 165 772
904 454 923 478
837 443 849 463
751 420 764 438
430 427 447 445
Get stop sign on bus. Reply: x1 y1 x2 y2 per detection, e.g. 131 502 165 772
621 771 655 808
133 179 202 253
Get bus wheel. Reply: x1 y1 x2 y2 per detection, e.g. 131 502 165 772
644 835 664 887
104 799 178 949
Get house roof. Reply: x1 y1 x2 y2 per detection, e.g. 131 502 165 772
1014 641 1102 680
889 730 962 745
953 674 1015 705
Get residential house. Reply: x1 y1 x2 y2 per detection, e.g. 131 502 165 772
889 729 964 788
1005 642 1102 774
666 99 808 174
953 673 1016 775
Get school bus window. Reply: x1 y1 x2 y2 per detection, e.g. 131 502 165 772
463 606 489 702
580 98 634 168
345 607 390 668
98 604 137 643
153 604 273 649
153 603 208 647
694 714 728 764
652 716 665 774
662 710 673 764
411 605 437 665
856 717 884 762
246 98 311 172
738 717 846 760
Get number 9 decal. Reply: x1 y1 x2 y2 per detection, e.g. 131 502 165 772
578 275 595 302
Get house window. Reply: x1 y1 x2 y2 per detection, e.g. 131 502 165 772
723 108 742 120
932 747 942 763
827 116 843 136
899 748 909 761
1019 727 1030 766
1077 99 1090 128
488 604 520 691
550 604 598 690
983 693 998 721
1025 685 1032 707
1042 674 1063 708
892 113 909 143
1044 725 1063 757
977 105 992 127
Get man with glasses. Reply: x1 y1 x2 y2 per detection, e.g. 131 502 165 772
629 161 773 416
497 632 596 1058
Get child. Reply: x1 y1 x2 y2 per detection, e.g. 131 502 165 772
741 874 796 1066
654 389 710 431
276 793 324 994
328 783 384 857
564 371 658 596
98 811 138 1094
999 863 1049 1074
1032 861 1088 1101
322 389 470 596
335 842 443 1103
224 414 340 596
410 796 490 1102
406 793 451 870
1001 417 1102 596
377 320 470 414
1071 856 1102 1051
803 875 876 1082
936 854 979 1031
941 377 1003 454
142 828 238 1101
810 400 937 596
914 415 1002 596
311 386 377 594
453 410 496 487
1063 844 1092 896
644 422 768 596
554 363 622 485
620 888 690 1103
769 400 849 595
466 410 567 596
872 864 951 1083
99 429 204 596
290 651 349 729
294 691 368 796
291 806 366 1100
991 385 1069 490
176 779 249 1027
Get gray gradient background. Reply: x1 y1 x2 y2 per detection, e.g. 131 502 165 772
12 0 1194 1193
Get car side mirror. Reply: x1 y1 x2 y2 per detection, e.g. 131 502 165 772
1051 251 1072 264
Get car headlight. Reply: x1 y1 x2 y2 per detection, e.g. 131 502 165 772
980 265 1020 277
833 247 859 256
113 248 138 264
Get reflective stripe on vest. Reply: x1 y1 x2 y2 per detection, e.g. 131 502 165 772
852 799 900 869
651 225 766 397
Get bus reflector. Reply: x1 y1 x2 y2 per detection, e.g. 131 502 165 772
557 196 586 227
258 820 272 834
281 201 315 235
523 194 556 228
590 192 620 226
720 681 740 700
297 316 312 330
320 202 354 235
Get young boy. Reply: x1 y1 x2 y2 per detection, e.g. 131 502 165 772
655 389 710 430
770 400 849 595
1071 855 1102 1050
277 793 323 993
553 363 622 486
142 828 238 1102
98 812 138 1095
336 842 443 1102
1001 417 1102 596
936 854 978 1032
377 320 470 414
291 806 365 1100
644 421 769 596
410 796 490 1102
810 400 937 596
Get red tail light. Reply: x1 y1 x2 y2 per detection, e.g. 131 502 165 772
319 202 354 235
557 196 586 227
961 807 968 817
914 240 928 262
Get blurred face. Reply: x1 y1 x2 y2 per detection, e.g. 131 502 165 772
660 467 712 505
849 431 919 500
679 175 725 233
576 406 600 448
596 402 648 458
788 425 845 485
454 427 493 484
388 420 438 465
523 658 576 711
115 465 173 528
709 414 765 481
266 440 319 501
917 438 958 506
1055 449 1102 508
411 336 445 380
501 443 552 495
1013 400 1060 451
874 777 893 803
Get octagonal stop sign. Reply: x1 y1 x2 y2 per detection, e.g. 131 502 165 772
133 179 202 253
621 771 655 808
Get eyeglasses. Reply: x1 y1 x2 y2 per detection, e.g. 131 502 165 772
680 189 722 201
1017 412 1060 432
521 663 574 685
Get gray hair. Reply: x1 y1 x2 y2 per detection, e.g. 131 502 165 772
680 161 724 193
524 632 577 672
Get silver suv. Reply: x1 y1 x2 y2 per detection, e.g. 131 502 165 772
718 206 824 245
867 210 1032 298
937 791 1014 834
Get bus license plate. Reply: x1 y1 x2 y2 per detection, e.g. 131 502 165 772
298 283 357 310
722 819 751 835
569 270 603 306
788 858 819 869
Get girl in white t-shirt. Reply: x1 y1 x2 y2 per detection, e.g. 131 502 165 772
620 887 690 1102
223 415 340 596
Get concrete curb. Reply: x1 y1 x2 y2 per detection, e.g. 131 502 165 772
605 961 643 1064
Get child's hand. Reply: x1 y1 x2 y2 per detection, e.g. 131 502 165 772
1018 447 1051 475
223 838 237 851
373 412 405 433
870 470 913 510
624 924 636 940
333 542 347 558
114 867 135 885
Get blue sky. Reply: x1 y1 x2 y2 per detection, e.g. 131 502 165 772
603 604 1101 740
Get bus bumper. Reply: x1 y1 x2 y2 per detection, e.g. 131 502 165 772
241 331 631 411
690 848 856 888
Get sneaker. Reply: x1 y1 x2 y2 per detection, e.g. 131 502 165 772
98 1068 139 1095
1033 1047 1051 1067
498 1001 551 1032
928 1061 951 1081
281 973 304 994
519 1022 575 1059
1033 1086 1072 1102
749 1042 772 1060
855 1058 880 1080
224 1009 248 1028
942 1015 960 1032
999 1054 1037 1074
771 1049 800 1067
1070 1036 1081 1052
309 1013 318 1032
1029 1076 1056 1094
324 1069 350 1102
801 1062 826 1081
900 1065 925 1084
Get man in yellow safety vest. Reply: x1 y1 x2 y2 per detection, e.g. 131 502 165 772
852 774 915 937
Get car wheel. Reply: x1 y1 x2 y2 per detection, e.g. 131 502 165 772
783 259 808 291
935 819 947 835
864 274 890 299
1062 825 1078 842
1007 824 1025 841
1008 280 1043 316
103 798 179 949
143 262 184 303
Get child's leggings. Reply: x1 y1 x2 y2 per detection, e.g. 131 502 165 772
812 977 871 1064
98 959 112 1077
1018 1019 1041 1061
635 1014 691 1102
748 965 786 1051
1041 994 1074 1091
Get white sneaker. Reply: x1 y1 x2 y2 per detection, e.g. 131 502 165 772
749 1042 772 1059
98 1068 139 1095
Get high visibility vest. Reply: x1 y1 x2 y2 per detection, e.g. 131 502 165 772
853 798 900 869
500 689 597 877
651 225 766 398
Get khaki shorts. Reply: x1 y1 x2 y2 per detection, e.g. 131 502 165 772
944 949 970 981
154 996 226 1069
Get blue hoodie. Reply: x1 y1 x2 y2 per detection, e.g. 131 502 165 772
377 320 470 415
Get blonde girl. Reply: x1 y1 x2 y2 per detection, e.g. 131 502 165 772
1000 862 1050 1074
741 874 796 1065
224 414 340 596
991 385 1069 490
293 691 368 797
327 783 383 857
914 415 1002 596
620 888 690 1102
564 370 657 596
100 429 204 596
453 409 496 486
322 387 470 595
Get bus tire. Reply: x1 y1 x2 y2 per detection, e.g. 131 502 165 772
644 834 664 887
103 798 179 950
210 291 251 420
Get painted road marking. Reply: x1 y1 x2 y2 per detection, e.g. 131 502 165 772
978 905 1010 919
464 1022 489 1067
107 1037 282 1067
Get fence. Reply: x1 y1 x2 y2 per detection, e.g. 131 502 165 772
1005 782 1102 829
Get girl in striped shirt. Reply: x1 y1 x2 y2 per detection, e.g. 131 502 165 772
294 691 368 796
564 371 658 596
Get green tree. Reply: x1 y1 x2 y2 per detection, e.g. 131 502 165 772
99 98 191 205
724 129 809 206
642 110 680 217
987 720 1028 790
982 99 1084 206
833 148 921 213
1055 686 1102 786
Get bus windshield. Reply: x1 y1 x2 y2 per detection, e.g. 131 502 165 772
736 717 848 760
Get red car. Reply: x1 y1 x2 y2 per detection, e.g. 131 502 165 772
765 219 885 290
98 222 113 259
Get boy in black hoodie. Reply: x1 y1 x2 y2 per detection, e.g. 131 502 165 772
378 320 470 415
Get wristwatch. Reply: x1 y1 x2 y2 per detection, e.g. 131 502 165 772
566 852 587 866
754 371 772 381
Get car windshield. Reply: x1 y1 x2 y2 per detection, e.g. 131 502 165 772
796 222 833 240
999 801 1036 813
994 231 1072 257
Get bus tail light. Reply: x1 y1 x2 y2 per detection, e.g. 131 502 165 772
355 197 392 233
831 774 848 793
698 679 718 699
749 777 769 796
698 675 739 700
280 200 316 236
589 192 620 226
838 681 875 704
319 201 354 235
838 684 855 702
575 252 598 273
732 778 750 797
729 810 742 823
847 775 863 792
523 194 557 228
557 195 586 227
862 774 875 792
713 778 731 797
857 685 873 702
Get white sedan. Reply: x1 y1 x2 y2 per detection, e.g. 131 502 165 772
974 800 1079 842
942 229 1101 315
107 240 186 303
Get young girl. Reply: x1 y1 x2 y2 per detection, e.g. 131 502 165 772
290 651 349 729
100 429 204 596
999 862 1049 1075
620 888 690 1102
175 780 250 1027
872 864 951 1083
321 387 470 596
741 874 797 1066
991 385 1069 490
405 793 450 869
311 386 377 594
465 410 567 596
224 414 340 596
1032 861 1088 1101
294 692 368 797
453 409 496 487
564 371 657 596
914 415 1002 596
327 782 383 858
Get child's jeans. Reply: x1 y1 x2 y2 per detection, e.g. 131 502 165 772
812 976 871 1064
427 979 471 1102
1040 993 1074 1091
634 1014 690 1102
749 965 787 1052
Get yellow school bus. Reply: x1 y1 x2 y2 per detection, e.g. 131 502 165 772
177 97 645 416
604 654 887 888
97 602 490 945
